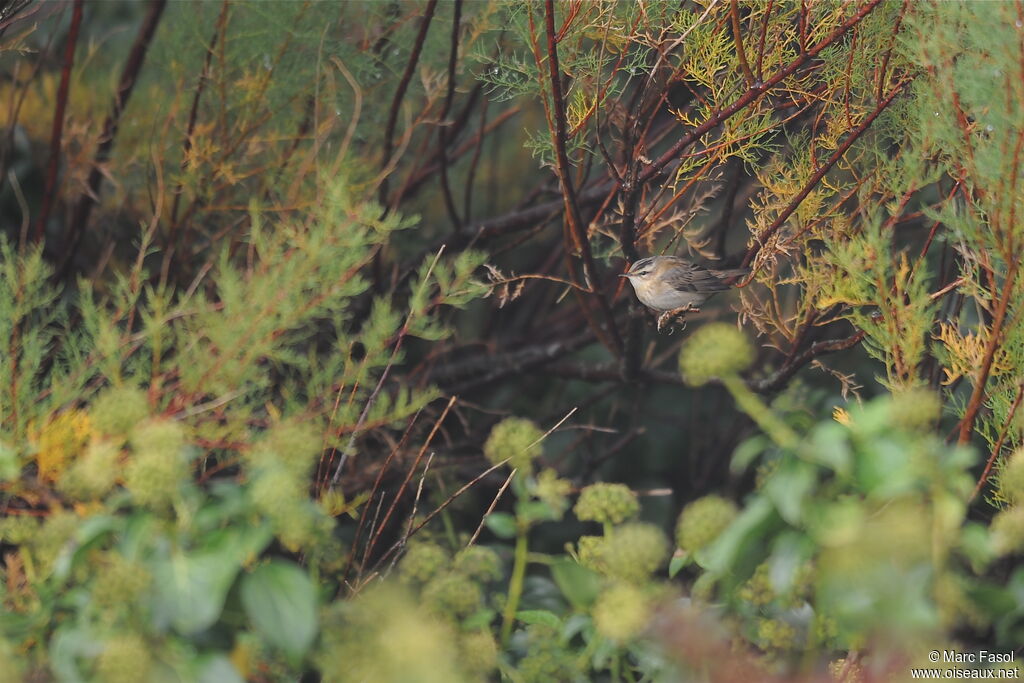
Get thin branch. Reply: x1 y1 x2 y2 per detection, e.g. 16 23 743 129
958 258 1021 443
729 0 755 87
467 468 517 547
639 0 886 186
361 396 457 571
749 331 866 394
755 0 773 81
541 0 624 356
58 0 168 278
437 0 463 231
34 0 84 244
169 0 229 239
970 382 1024 502
740 78 911 272
379 0 439 206
330 245 447 487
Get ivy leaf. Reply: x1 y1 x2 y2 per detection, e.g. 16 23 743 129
516 609 561 629
551 558 601 610
668 552 690 578
240 560 318 660
485 512 517 539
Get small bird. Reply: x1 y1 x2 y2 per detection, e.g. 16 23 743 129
619 256 747 331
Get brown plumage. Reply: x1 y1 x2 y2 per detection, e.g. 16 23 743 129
619 256 747 330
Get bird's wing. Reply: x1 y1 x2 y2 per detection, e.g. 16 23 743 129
666 262 733 293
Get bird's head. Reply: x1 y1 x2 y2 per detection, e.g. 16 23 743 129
619 256 671 283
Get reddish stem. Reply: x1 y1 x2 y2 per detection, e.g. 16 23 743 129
34 0 84 244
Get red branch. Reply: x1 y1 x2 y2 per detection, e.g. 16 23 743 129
971 382 1024 502
33 0 84 243
378 0 438 206
59 0 167 276
638 0 885 185
542 0 623 356
740 78 911 271
958 258 1021 444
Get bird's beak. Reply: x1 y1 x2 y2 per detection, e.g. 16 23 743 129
618 273 630 278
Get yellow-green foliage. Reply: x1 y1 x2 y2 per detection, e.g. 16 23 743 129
598 522 669 584
483 417 544 472
679 323 754 386
592 582 652 644
676 495 738 554
574 482 639 526
317 584 469 683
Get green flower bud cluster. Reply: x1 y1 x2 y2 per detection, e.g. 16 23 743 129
95 634 152 683
889 388 942 432
812 613 839 647
453 546 502 582
251 419 322 480
790 562 816 605
574 483 639 525
998 447 1024 506
90 386 149 438
400 542 501 622
738 562 775 607
592 582 651 643
517 625 579 683
991 506 1024 556
828 658 864 683
986 447 1024 557
484 417 544 472
679 323 754 386
459 630 498 678
124 419 188 509
577 535 608 574
401 541 450 584
91 553 152 611
249 463 324 551
58 439 120 501
676 495 738 554
317 584 464 683
756 617 798 652
598 523 669 584
0 638 24 683
0 515 39 545
31 511 78 576
533 468 572 514
423 571 483 617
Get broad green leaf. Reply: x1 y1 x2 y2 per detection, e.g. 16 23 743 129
763 459 816 525
240 560 318 659
668 552 690 578
551 558 601 610
516 609 561 628
196 654 246 683
485 512 517 539
151 525 272 635
699 497 779 574
53 514 119 581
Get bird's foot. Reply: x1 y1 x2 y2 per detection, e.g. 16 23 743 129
656 305 700 333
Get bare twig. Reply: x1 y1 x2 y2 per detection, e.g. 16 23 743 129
740 78 911 273
379 0 439 206
971 382 1024 502
59 0 168 278
539 0 624 356
639 0 886 186
34 0 84 244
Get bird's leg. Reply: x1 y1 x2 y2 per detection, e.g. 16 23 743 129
656 304 700 333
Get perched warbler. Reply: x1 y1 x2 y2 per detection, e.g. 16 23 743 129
619 256 747 331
